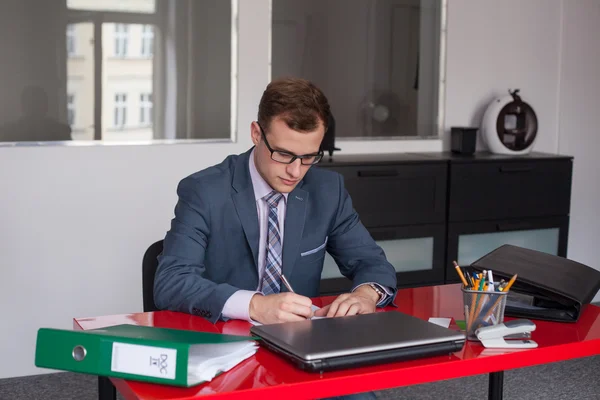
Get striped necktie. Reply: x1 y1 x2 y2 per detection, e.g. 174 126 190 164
260 190 284 295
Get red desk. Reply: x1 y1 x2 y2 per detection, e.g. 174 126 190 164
74 284 600 400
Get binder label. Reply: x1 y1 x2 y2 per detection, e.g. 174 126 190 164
111 343 177 380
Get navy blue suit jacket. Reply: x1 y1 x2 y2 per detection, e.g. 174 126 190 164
154 148 397 323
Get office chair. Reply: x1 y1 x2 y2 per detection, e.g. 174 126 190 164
142 239 163 312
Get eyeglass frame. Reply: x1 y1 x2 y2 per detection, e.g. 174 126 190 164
256 122 324 165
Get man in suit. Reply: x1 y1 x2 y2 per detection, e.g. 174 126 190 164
154 77 397 326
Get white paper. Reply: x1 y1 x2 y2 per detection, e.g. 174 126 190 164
251 304 323 326
187 341 258 385
111 342 177 380
428 317 452 328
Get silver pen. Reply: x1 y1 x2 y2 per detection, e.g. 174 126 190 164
280 272 314 319
279 271 295 293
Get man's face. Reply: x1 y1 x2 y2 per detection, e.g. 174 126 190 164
251 117 325 193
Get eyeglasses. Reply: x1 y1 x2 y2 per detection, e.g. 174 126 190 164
257 122 324 165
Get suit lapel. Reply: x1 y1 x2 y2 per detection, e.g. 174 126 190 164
231 150 260 270
282 186 308 283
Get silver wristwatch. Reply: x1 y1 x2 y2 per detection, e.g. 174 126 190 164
369 283 384 303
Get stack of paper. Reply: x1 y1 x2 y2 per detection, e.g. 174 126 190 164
187 340 258 385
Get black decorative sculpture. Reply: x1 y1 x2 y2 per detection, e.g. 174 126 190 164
320 113 340 157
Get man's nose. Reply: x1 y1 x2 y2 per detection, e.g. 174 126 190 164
286 159 302 178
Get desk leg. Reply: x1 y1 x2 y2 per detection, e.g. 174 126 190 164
98 376 116 400
488 371 504 400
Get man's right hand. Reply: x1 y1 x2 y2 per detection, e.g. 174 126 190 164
249 292 314 324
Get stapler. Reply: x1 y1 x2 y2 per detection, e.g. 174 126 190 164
475 319 538 349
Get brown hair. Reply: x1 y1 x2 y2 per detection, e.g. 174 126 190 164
258 77 331 133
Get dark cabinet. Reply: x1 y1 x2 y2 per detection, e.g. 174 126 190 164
316 151 573 294
448 159 572 222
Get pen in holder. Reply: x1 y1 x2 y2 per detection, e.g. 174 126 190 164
461 286 508 341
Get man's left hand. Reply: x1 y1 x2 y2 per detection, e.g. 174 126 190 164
313 285 379 318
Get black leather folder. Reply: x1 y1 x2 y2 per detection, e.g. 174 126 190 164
470 245 600 322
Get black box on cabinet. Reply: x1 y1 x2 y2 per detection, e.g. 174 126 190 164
451 127 477 155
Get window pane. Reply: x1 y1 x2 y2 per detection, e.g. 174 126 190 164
0 1 235 143
321 237 434 279
67 0 156 14
141 25 154 58
67 22 95 141
103 23 153 140
271 0 442 138
457 228 560 266
114 24 129 57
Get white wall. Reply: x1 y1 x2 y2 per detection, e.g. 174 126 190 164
444 0 600 303
444 0 562 153
1 0 599 379
556 0 600 285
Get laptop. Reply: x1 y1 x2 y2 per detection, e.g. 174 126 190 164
249 311 465 372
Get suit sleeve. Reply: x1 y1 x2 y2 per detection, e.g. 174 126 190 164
153 177 239 323
326 174 398 306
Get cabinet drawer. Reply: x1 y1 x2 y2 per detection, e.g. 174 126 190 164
324 163 447 227
448 160 572 222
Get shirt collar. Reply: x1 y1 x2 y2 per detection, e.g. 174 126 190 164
249 147 288 203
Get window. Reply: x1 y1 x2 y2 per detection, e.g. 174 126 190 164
140 93 153 126
141 25 154 57
67 94 75 126
114 94 127 128
59 0 235 142
66 24 76 56
271 0 444 139
114 24 129 57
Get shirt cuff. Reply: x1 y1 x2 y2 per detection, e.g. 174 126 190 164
221 290 261 322
353 282 393 306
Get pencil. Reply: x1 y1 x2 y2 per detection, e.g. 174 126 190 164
481 294 505 322
500 274 518 292
453 261 469 288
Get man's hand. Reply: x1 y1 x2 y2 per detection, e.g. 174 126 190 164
314 285 379 318
249 292 314 324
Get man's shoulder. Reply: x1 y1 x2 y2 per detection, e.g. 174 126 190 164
181 153 240 188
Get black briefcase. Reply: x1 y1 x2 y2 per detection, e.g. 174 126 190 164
470 245 600 322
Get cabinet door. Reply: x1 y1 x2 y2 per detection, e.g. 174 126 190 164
449 159 572 222
445 216 569 283
319 224 445 295
322 163 447 227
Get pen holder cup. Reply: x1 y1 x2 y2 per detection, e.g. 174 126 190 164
461 287 508 341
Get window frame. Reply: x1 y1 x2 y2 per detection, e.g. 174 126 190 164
114 93 128 128
139 93 153 126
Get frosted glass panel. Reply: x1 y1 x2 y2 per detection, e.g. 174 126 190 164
458 228 559 266
321 237 434 279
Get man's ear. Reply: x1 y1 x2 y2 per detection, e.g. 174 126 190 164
250 121 261 146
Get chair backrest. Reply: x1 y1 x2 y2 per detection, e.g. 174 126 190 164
142 240 164 312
